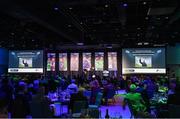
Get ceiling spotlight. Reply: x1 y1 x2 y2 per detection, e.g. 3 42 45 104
105 4 109 8
144 42 149 45
123 3 128 7
11 32 15 35
77 43 84 46
54 7 59 11
143 2 147 5
137 42 143 45
145 17 149 20
165 16 169 19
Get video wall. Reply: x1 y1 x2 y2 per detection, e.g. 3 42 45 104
7 48 167 75
59 53 68 71
122 48 166 74
8 50 43 73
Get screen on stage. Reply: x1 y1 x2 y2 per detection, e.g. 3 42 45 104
47 53 55 71
122 48 166 74
83 53 91 71
95 52 104 71
8 50 43 73
59 53 67 71
70 53 79 71
108 52 117 71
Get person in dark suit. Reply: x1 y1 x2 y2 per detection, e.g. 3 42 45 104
69 88 88 112
168 85 180 105
22 60 29 67
139 59 147 67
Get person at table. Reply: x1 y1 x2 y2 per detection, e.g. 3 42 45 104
124 84 146 116
67 79 78 94
30 86 53 118
89 76 100 104
168 84 180 105
69 88 88 113
168 80 176 95
104 80 115 105
9 84 30 118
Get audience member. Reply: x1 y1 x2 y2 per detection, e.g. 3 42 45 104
67 79 78 94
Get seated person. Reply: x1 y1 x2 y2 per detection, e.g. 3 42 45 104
104 80 115 105
10 85 30 118
30 86 53 118
124 84 146 116
168 81 176 95
168 85 180 105
90 78 100 104
0 98 8 118
69 88 88 113
67 79 78 94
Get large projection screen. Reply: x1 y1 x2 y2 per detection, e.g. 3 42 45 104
59 53 67 71
47 53 55 71
122 48 166 74
83 53 91 71
8 50 43 73
70 53 79 71
108 52 117 71
95 52 104 71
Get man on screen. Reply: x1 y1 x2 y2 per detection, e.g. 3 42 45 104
22 60 29 68
139 59 147 67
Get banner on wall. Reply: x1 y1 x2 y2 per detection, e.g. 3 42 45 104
95 52 104 71
108 52 117 71
47 53 56 71
59 53 67 71
83 53 91 71
70 53 79 71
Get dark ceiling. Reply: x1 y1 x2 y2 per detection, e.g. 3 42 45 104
0 0 179 49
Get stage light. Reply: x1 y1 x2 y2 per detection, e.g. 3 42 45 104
157 50 162 53
125 50 130 54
